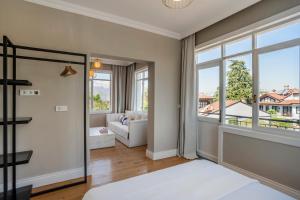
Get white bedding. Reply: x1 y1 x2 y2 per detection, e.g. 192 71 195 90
83 160 295 200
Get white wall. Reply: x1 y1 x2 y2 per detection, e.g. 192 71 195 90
0 0 180 185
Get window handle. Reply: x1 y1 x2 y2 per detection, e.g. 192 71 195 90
253 94 257 103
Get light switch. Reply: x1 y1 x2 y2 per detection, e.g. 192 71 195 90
20 89 40 96
55 106 68 112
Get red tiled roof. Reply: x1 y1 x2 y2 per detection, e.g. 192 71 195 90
260 92 286 101
290 88 300 94
199 94 213 99
260 99 300 105
278 100 300 105
200 100 238 113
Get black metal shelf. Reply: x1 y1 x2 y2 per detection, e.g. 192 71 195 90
0 151 33 168
0 79 32 86
0 185 32 200
0 117 32 125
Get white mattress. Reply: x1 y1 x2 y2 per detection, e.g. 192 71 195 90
83 160 295 200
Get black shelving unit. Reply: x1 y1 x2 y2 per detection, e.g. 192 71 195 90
1 36 33 200
0 35 87 199
0 117 33 125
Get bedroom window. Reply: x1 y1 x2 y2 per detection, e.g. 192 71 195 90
197 64 220 120
225 53 253 128
89 71 112 113
258 46 300 131
196 16 300 134
135 68 148 112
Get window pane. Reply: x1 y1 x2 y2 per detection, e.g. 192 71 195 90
225 36 252 56
143 80 149 111
144 70 148 79
196 46 221 64
135 70 149 112
198 66 220 119
225 54 253 127
92 80 111 111
257 19 300 48
94 72 111 80
136 80 143 111
89 80 92 111
258 46 300 132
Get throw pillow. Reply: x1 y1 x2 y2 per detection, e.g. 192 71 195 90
122 118 129 125
119 115 125 123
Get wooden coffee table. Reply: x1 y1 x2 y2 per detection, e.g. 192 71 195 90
89 127 115 149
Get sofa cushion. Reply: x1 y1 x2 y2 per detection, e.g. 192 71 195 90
125 110 148 120
108 121 129 139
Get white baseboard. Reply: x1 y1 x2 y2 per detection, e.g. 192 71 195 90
146 149 177 160
222 162 300 199
0 166 92 192
197 150 218 162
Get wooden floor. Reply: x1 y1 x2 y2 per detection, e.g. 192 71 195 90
31 141 188 200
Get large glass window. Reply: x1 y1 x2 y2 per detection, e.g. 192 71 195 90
225 36 252 56
256 19 300 48
258 46 300 131
196 16 300 134
225 54 253 127
89 71 112 113
135 69 148 112
197 65 220 119
196 46 221 64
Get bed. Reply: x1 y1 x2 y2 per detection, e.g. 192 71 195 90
83 160 295 200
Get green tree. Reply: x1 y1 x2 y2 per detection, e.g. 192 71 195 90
93 94 109 111
267 109 277 116
226 60 252 103
143 89 149 111
213 86 220 102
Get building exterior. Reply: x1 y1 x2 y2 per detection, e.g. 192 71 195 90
259 86 300 120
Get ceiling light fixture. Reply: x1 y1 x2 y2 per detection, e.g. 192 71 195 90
92 58 102 69
88 69 95 78
162 0 193 9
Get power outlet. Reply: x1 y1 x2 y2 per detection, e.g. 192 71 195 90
55 106 68 112
20 89 40 96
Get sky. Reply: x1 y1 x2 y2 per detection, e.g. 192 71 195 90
197 19 300 96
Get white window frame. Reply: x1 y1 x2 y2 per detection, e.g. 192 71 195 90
134 68 148 112
195 14 300 138
196 61 222 124
89 70 112 114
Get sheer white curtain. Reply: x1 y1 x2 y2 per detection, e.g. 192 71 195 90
178 34 197 159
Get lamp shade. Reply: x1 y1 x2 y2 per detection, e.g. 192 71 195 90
92 59 102 69
89 69 95 78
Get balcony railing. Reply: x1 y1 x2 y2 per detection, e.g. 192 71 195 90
198 112 300 131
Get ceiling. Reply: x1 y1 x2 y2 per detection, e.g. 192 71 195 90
25 0 260 39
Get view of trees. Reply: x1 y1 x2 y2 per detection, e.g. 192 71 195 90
143 89 149 111
227 60 252 103
214 60 252 103
264 109 293 129
93 94 110 111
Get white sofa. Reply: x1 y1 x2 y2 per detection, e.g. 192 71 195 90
106 111 147 147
